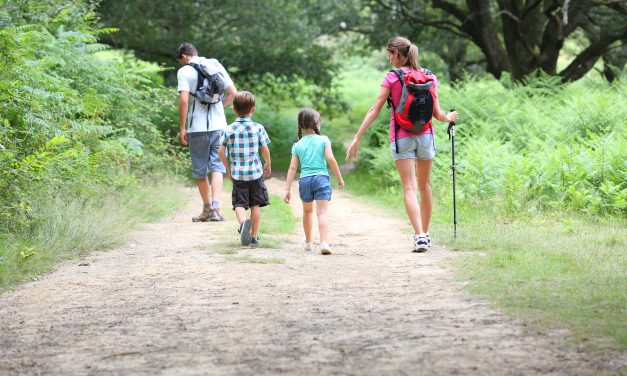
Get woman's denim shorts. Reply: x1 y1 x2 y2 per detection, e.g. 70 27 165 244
390 134 435 161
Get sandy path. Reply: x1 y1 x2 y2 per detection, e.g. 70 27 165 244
0 177 616 375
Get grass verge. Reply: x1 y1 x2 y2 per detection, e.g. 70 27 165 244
0 176 187 290
344 171 627 356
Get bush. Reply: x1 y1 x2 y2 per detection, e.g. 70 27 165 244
354 72 626 216
0 2 185 233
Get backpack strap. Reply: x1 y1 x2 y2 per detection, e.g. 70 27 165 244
186 63 205 94
423 67 432 76
186 63 208 130
387 69 406 154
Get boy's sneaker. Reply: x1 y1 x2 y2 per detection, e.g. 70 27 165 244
412 234 428 253
425 233 432 248
238 219 252 246
209 208 224 222
303 242 312 252
192 208 212 222
319 243 332 255
250 236 260 247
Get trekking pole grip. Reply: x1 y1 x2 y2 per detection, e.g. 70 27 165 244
447 109 456 139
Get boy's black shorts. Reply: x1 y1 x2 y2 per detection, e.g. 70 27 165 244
232 177 269 210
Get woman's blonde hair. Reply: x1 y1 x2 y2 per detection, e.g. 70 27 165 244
387 36 419 70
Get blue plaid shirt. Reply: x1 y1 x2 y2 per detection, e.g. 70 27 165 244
220 117 271 181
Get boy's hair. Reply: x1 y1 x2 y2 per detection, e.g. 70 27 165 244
233 91 255 116
297 108 321 139
176 42 198 61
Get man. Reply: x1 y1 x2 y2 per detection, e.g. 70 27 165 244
176 42 237 222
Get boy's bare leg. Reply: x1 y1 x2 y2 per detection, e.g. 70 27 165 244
302 201 314 243
196 177 211 205
234 207 247 224
250 205 261 237
315 200 329 244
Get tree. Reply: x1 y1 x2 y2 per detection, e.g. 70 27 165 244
349 0 626 82
96 0 341 93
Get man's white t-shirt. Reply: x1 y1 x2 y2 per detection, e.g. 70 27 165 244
177 56 234 133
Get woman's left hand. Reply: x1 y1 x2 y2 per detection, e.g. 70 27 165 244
446 110 458 123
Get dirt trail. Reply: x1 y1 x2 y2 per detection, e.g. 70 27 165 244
0 177 614 375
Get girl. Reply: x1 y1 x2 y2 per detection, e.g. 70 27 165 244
345 36 458 253
284 108 345 255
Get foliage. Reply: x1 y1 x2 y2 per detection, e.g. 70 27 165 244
352 65 626 216
341 0 627 83
0 2 185 237
96 0 345 109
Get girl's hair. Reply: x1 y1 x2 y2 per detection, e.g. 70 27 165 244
386 36 419 70
297 108 321 140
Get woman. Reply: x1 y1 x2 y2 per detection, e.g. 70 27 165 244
345 36 458 253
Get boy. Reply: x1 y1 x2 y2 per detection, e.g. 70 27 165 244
218 91 271 246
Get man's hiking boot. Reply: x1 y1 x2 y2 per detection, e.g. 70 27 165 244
250 236 260 247
238 219 252 246
412 234 428 253
319 242 332 255
192 207 212 222
209 208 225 222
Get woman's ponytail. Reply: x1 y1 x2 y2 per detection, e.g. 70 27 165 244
407 44 419 70
387 37 421 70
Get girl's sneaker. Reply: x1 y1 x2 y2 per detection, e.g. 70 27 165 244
250 236 260 247
303 242 312 252
412 234 428 253
319 243 332 255
425 233 432 248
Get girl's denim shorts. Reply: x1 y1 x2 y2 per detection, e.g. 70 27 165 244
299 175 332 202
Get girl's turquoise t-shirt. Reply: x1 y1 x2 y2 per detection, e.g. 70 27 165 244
291 134 331 178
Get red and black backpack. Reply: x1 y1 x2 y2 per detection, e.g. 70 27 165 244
387 68 436 153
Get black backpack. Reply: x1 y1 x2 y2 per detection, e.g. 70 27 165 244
187 62 226 105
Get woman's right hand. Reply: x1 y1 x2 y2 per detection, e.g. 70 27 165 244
345 138 361 161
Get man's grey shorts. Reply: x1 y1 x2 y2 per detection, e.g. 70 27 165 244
390 134 436 161
189 130 226 178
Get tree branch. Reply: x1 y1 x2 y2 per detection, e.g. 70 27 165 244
394 0 467 38
559 29 627 82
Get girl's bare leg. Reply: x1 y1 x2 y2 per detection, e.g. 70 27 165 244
302 201 314 243
315 200 329 244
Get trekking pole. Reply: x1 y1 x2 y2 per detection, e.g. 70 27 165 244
446 109 457 239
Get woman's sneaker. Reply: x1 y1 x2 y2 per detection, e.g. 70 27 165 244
412 234 428 253
238 219 252 246
319 243 332 255
425 233 432 248
303 242 312 252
